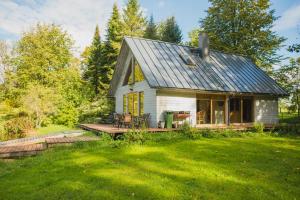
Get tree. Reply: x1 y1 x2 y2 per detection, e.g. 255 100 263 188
0 41 11 84
144 15 158 40
102 3 123 72
3 23 85 127
122 0 146 37
274 58 300 116
159 16 182 43
22 84 60 127
200 0 285 73
83 25 104 94
187 28 201 47
13 23 74 87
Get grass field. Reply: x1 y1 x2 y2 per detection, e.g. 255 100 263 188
36 124 79 135
0 133 299 200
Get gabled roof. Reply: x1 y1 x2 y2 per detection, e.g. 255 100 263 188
109 36 288 96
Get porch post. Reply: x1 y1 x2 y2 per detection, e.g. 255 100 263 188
225 95 229 125
241 97 243 123
210 98 213 124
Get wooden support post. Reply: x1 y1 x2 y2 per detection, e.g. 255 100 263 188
225 95 229 125
241 97 243 123
210 98 213 124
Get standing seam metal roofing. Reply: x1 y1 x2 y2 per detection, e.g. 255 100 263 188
111 36 288 96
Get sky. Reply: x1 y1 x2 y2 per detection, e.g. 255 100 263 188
0 0 299 64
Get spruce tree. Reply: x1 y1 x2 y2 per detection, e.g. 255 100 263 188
83 25 105 94
103 3 123 71
144 15 158 40
160 16 182 43
122 0 146 37
201 0 285 72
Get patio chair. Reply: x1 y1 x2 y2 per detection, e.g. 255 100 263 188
123 114 132 128
197 111 205 124
139 113 150 128
113 113 122 128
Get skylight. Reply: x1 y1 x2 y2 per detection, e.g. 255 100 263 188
179 53 196 66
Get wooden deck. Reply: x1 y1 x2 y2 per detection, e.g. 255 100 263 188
80 124 178 135
0 136 99 159
79 123 269 135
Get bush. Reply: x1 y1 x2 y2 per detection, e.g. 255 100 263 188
252 122 264 133
180 122 201 139
3 117 34 139
123 129 149 145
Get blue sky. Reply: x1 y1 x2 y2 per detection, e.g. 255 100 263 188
0 0 299 64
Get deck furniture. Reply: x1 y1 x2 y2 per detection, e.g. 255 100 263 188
197 111 205 124
173 111 191 127
122 114 132 128
113 113 123 128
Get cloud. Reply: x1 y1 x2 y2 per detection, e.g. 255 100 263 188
274 4 300 31
0 0 121 54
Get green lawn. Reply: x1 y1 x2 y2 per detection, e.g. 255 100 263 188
36 124 79 135
0 134 299 200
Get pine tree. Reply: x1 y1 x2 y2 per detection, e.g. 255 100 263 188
83 25 105 94
122 0 146 37
159 16 182 43
103 3 123 72
144 15 158 40
104 4 123 64
201 0 285 72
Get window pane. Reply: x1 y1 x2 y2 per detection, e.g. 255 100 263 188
123 95 127 113
133 93 138 116
139 92 144 115
134 61 144 82
128 93 133 115
128 59 134 85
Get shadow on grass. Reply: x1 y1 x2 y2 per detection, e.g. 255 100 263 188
0 137 299 200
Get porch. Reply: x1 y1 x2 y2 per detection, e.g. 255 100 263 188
196 93 255 126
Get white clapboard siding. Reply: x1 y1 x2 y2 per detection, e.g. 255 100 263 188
254 97 279 124
115 81 157 127
156 90 196 126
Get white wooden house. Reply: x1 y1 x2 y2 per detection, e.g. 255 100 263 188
109 34 288 128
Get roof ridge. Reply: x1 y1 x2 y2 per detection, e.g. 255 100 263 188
124 36 192 48
124 36 251 60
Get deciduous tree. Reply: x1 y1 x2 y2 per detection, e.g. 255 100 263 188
201 0 285 72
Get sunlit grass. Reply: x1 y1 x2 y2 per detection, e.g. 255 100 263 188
36 124 78 135
0 135 299 199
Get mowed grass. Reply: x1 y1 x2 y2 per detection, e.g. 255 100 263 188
36 124 79 135
0 134 299 200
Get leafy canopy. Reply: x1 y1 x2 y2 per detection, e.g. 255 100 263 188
201 0 285 72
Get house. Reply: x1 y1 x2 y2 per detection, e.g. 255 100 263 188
109 34 288 128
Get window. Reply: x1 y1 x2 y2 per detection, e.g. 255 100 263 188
134 62 144 82
139 92 144 115
128 93 134 115
123 58 145 85
124 92 144 116
123 95 127 113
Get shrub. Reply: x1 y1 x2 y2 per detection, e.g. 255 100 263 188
3 117 34 139
252 122 264 133
123 129 149 145
180 122 201 139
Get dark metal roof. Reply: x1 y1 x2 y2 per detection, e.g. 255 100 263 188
109 36 288 96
